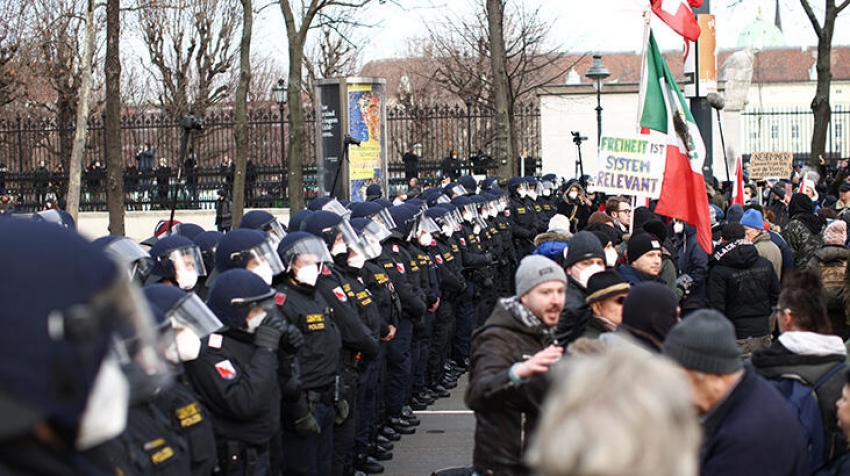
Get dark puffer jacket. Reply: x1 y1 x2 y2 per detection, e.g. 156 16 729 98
466 298 556 476
752 341 847 469
707 239 780 339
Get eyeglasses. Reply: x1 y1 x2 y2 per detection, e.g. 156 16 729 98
617 208 631 214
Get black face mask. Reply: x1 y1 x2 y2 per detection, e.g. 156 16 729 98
332 252 348 268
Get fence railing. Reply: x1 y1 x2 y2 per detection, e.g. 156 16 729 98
0 103 539 211
741 106 850 164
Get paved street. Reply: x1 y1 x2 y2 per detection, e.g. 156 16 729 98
381 377 475 476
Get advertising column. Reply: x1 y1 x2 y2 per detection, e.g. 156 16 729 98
316 80 344 198
346 78 387 202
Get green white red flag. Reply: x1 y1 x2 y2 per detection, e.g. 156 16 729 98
651 0 702 42
639 30 712 254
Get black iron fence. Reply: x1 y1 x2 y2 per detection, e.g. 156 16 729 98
740 106 850 165
0 102 540 211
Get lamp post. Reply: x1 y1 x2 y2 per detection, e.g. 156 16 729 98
272 78 287 205
585 54 610 149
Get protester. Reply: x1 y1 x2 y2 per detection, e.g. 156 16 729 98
466 255 566 476
581 269 629 339
664 309 810 476
783 192 826 269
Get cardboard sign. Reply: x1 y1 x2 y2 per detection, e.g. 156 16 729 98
748 152 793 180
595 136 666 198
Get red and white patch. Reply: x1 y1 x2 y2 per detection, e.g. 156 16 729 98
275 292 287 306
321 265 332 276
214 360 237 380
396 263 406 274
207 334 223 349
459 238 466 246
332 286 348 302
435 255 443 264
430 239 437 247
391 244 400 253
504 210 510 217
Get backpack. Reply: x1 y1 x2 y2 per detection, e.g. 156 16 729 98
820 259 847 308
769 363 846 474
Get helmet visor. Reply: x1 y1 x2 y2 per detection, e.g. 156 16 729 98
321 199 352 218
266 220 287 244
280 235 333 271
370 207 396 231
168 293 223 337
166 246 208 277
103 237 154 281
407 212 440 241
244 238 286 276
358 220 392 259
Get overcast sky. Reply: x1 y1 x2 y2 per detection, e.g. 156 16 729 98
252 0 850 68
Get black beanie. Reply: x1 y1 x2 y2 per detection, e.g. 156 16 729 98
620 281 678 351
627 232 662 264
564 231 604 269
663 309 743 374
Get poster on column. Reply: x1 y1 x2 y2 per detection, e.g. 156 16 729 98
595 135 667 199
347 81 386 202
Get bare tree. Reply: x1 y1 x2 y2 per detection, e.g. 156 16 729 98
232 0 253 227
105 0 123 235
137 0 240 117
303 17 363 98
423 0 572 178
800 0 850 164
0 2 28 109
278 0 373 210
66 0 96 222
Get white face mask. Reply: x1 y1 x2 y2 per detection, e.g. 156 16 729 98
250 261 274 286
528 190 538 201
568 191 578 200
75 355 130 450
246 310 267 334
518 189 528 198
542 189 551 197
175 270 198 290
577 263 605 288
673 222 685 234
330 241 347 256
441 224 453 236
418 232 433 247
473 224 481 235
174 327 202 362
462 211 473 223
347 253 366 269
605 248 619 267
295 264 320 287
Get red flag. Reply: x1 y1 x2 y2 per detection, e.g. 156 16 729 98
639 31 712 254
651 0 703 42
730 156 744 206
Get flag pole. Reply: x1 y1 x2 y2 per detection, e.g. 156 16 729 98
636 9 653 132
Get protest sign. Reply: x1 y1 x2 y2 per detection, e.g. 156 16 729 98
748 152 793 180
595 135 666 198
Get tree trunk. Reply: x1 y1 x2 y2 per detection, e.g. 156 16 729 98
486 0 514 180
105 0 124 235
809 6 837 166
233 0 252 226
66 0 96 222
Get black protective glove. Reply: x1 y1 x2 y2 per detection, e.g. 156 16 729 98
253 322 282 352
676 273 694 296
334 399 350 425
262 311 304 353
294 413 321 435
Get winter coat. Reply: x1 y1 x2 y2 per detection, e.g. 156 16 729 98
617 263 665 286
815 452 850 476
753 230 784 280
752 332 849 469
673 225 710 310
707 239 780 339
554 275 591 346
466 297 556 476
783 217 825 270
700 365 809 476
805 245 850 334
768 229 796 275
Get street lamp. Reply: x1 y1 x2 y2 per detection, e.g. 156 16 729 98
585 54 610 148
272 78 287 206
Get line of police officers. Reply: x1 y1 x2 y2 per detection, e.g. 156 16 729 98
0 173 560 476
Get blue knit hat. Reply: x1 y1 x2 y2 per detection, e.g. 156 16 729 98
740 209 763 230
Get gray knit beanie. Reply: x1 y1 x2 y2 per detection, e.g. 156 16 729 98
515 255 567 297
663 309 742 374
